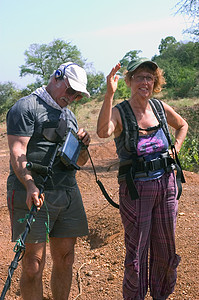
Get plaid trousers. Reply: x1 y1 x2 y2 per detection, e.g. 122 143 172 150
119 171 181 300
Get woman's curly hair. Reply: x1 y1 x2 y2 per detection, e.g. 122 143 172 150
124 63 166 94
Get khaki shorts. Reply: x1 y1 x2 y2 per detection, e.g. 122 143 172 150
7 186 88 243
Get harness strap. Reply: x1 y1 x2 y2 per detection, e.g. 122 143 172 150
126 166 139 200
149 99 173 145
174 163 183 199
116 100 138 153
119 154 175 177
171 145 186 200
118 154 183 200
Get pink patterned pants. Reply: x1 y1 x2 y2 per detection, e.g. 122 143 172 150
119 172 181 300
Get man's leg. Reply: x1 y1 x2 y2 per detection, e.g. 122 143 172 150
20 242 46 300
50 237 76 300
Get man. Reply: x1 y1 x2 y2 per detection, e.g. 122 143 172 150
6 62 91 300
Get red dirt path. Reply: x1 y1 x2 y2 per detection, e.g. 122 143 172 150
0 126 199 300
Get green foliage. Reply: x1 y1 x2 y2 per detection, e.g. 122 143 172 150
166 67 197 98
68 96 93 115
20 39 84 85
153 38 199 98
87 72 105 96
170 103 199 173
0 82 24 119
178 136 199 172
119 50 141 75
114 79 130 101
158 36 177 54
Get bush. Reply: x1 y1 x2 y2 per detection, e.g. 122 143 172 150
0 82 24 121
114 79 130 100
178 136 199 173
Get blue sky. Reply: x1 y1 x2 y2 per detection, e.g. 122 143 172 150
0 0 190 88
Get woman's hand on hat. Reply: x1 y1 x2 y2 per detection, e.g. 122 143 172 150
106 63 121 95
77 128 91 146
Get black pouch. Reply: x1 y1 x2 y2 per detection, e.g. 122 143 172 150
42 118 67 143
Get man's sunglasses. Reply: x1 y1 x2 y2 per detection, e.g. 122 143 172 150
64 81 83 101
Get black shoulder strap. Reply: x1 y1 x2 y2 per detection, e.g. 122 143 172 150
149 98 172 146
150 99 185 193
115 100 139 154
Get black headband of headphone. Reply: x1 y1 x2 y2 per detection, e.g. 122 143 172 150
54 63 79 79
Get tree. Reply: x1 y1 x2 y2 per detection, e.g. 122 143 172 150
0 82 24 118
153 37 199 98
20 39 84 84
158 36 177 54
114 79 130 100
87 72 105 96
119 50 141 75
19 39 108 97
175 0 199 39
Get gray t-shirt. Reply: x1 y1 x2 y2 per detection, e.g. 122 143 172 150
7 94 78 190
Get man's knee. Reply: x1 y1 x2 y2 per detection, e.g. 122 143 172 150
53 247 75 271
22 255 44 279
50 237 76 267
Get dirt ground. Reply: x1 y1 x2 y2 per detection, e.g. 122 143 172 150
0 124 199 300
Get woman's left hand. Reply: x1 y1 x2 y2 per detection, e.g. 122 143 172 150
106 63 121 95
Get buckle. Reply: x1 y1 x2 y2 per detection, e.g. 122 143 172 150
161 157 168 168
136 157 147 172
149 158 159 171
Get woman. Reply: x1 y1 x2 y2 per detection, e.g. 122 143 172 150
97 58 188 300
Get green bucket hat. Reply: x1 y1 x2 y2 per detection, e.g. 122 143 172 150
127 57 158 72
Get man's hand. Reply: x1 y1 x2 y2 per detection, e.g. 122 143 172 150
77 128 91 147
26 183 45 211
76 128 90 166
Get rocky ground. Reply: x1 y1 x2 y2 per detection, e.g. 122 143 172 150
0 125 198 300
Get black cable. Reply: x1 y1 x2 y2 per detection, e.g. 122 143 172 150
86 149 119 209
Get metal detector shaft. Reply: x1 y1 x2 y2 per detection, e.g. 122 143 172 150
0 204 37 300
0 143 60 299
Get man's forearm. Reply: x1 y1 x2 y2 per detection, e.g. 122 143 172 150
10 153 35 189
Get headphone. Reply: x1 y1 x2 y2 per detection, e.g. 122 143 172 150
54 63 78 79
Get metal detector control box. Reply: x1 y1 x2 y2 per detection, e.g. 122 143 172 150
59 129 82 170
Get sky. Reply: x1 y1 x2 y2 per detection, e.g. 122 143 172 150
0 0 191 88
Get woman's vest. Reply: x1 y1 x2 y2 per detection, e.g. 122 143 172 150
115 99 185 200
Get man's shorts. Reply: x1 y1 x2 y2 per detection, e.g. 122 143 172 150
7 185 88 243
